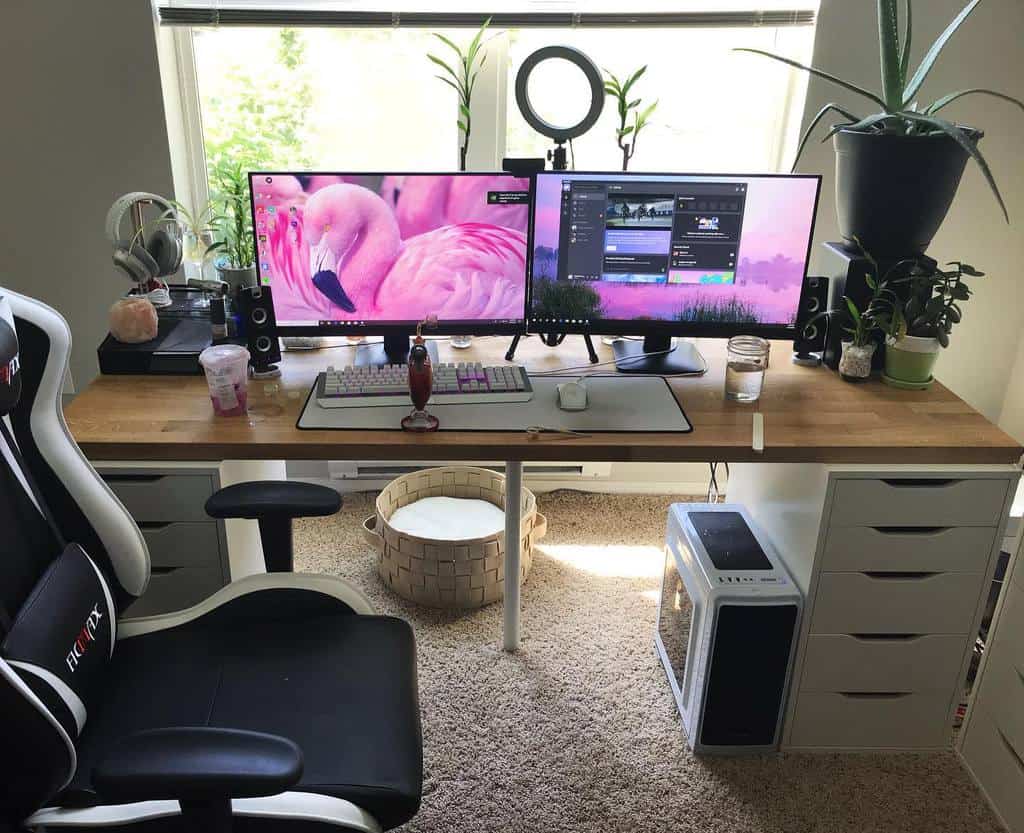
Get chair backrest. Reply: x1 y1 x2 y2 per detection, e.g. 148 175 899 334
0 286 150 822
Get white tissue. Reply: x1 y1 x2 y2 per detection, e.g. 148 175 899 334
388 496 505 541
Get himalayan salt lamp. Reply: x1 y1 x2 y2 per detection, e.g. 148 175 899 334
109 297 158 343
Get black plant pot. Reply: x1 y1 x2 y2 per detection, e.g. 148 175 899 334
833 127 981 257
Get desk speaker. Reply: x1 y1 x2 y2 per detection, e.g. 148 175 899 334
237 284 281 378
792 275 828 365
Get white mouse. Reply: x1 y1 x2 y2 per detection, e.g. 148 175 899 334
556 380 588 411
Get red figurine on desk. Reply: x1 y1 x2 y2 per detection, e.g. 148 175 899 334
401 316 439 432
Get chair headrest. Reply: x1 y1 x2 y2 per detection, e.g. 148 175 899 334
0 295 21 417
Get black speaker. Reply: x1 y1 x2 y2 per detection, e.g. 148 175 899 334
237 284 281 378
792 275 829 365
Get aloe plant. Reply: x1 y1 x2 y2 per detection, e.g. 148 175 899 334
428 19 490 172
737 0 1024 220
603 66 658 171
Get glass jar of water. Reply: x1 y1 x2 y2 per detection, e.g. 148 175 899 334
725 336 769 402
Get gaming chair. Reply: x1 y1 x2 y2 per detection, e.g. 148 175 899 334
0 286 422 832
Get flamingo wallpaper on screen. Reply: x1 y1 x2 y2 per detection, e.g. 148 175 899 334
529 173 819 328
251 173 531 326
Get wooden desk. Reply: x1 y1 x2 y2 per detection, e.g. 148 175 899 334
67 336 1022 654
67 336 1021 465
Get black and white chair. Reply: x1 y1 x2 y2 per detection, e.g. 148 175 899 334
0 286 422 832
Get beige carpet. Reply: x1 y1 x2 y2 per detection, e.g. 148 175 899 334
294 491 1001 833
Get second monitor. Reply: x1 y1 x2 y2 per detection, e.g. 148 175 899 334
250 171 532 366
528 172 822 373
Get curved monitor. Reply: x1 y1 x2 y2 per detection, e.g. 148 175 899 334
249 172 532 336
528 172 822 338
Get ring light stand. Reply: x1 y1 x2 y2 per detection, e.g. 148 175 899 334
505 45 605 364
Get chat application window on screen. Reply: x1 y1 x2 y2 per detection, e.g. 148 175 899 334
557 180 747 286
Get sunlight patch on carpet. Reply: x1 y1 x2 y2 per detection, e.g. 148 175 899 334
537 543 664 578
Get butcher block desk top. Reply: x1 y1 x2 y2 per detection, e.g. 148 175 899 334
66 336 1023 465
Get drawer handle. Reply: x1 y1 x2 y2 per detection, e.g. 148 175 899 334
998 728 1024 775
104 474 165 483
872 526 948 536
138 522 172 531
863 571 939 581
849 633 922 642
880 478 959 488
838 692 911 700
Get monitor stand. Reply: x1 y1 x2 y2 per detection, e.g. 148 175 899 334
353 334 439 368
612 335 706 375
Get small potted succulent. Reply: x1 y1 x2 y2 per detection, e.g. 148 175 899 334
876 259 983 388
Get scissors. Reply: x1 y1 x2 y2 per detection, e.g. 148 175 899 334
526 425 590 439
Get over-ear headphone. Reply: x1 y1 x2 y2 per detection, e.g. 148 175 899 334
105 192 183 284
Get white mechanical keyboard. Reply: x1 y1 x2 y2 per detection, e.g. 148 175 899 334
314 362 534 409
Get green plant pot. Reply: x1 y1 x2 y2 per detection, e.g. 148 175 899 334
884 336 940 388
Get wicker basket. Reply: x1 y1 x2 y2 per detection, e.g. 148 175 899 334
361 466 547 609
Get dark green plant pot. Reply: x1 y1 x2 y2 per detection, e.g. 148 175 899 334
833 127 981 257
883 336 940 388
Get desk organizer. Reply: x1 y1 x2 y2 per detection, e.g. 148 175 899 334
362 466 546 609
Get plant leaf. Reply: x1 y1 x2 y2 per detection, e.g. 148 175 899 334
435 75 462 97
899 0 913 85
900 110 1009 221
958 263 984 276
791 102 861 169
902 0 981 105
821 111 899 142
878 0 904 110
734 48 889 111
433 32 463 57
457 119 468 133
459 103 471 119
621 65 647 98
428 54 464 90
845 296 862 324
925 88 1024 116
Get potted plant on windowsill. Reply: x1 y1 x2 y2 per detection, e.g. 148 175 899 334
876 258 983 389
212 161 257 292
737 0 1023 256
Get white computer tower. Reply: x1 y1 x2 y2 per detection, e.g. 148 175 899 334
655 503 802 754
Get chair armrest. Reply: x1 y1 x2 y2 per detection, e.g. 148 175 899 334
92 727 303 803
205 481 341 521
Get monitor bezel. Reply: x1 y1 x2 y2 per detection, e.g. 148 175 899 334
525 170 823 340
248 170 533 337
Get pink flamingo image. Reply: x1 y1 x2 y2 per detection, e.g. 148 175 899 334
384 175 530 238
268 184 526 322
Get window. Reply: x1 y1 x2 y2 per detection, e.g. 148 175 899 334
157 4 818 209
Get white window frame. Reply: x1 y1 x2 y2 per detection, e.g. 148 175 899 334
156 21 811 203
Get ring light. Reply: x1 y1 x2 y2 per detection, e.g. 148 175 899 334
514 45 604 169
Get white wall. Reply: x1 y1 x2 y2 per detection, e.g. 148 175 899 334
0 0 175 391
796 0 1024 437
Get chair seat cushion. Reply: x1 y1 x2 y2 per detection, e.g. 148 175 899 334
63 590 421 831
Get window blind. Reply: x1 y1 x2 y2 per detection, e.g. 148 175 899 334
157 4 816 28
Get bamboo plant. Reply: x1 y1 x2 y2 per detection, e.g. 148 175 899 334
736 0 1024 220
428 19 491 171
603 65 657 172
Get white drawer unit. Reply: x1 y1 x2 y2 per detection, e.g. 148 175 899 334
725 464 1018 755
800 634 966 693
789 690 953 750
99 465 230 616
961 706 1024 832
821 525 996 573
829 477 1009 528
960 572 1024 832
811 571 984 635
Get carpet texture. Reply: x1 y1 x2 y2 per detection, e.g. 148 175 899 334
294 491 1001 833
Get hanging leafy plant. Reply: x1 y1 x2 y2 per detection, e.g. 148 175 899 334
428 18 491 172
736 0 1024 220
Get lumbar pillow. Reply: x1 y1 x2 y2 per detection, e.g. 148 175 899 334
389 496 505 540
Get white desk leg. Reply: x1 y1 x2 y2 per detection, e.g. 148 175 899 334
503 459 523 652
